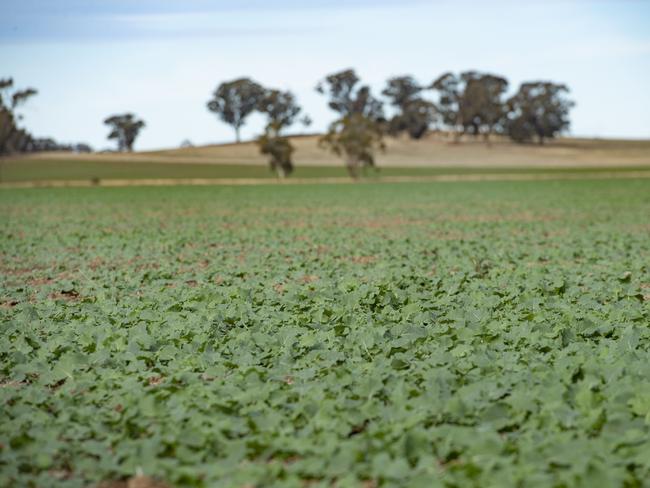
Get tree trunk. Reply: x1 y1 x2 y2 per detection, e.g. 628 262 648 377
345 156 360 180
0 127 14 155
453 101 464 144
235 126 241 144
0 108 16 155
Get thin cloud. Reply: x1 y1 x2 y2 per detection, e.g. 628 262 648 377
1 0 426 43
1 0 648 147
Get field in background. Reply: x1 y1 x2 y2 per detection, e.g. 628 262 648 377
2 135 650 184
1 179 649 486
140 135 650 168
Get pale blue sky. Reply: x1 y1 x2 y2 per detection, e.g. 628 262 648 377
1 0 649 150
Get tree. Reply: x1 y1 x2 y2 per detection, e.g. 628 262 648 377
431 71 508 143
316 69 386 179
388 99 438 139
319 113 385 179
505 82 574 144
207 78 264 143
255 88 303 178
1 78 91 156
257 134 295 178
383 75 437 139
0 107 18 155
257 89 301 132
430 72 462 135
382 76 423 108
73 143 93 153
316 68 383 120
103 113 145 152
0 77 38 155
477 75 509 138
461 74 508 142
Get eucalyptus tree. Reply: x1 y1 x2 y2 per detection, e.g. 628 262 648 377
207 78 265 143
256 88 304 178
316 68 383 120
316 69 386 179
0 77 38 155
382 75 437 139
319 113 385 179
431 71 508 142
506 82 574 144
103 113 146 152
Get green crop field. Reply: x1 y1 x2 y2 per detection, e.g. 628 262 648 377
1 179 650 487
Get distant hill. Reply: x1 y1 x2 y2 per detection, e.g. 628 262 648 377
7 133 650 169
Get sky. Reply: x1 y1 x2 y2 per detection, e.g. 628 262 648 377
1 0 649 150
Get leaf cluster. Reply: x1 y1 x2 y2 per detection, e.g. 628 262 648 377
316 68 383 120
319 113 386 178
206 78 266 141
505 82 575 144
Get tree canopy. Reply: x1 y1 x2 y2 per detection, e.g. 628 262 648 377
431 71 509 141
0 77 38 155
257 134 295 178
316 68 384 120
257 89 302 134
317 70 386 178
319 113 385 179
103 113 146 152
207 78 265 143
383 76 437 139
506 82 574 144
255 87 304 178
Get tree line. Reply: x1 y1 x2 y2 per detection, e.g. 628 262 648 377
0 78 92 155
201 69 573 177
2 69 574 179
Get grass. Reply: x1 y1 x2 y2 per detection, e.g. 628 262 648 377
1 179 649 486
